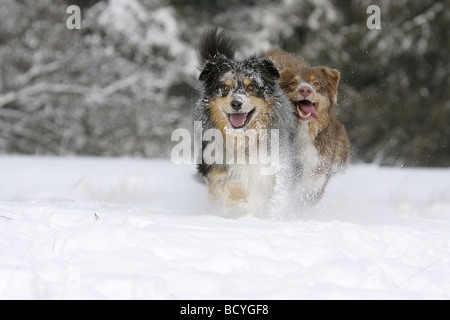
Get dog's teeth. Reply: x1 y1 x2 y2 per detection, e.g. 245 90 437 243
298 108 311 118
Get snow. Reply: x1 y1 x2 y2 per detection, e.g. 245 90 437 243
0 156 449 299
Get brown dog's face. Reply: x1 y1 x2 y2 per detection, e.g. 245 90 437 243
279 66 340 123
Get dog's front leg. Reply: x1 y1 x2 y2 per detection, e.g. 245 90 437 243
207 167 248 206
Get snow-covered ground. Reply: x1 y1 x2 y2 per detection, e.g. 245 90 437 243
0 156 449 299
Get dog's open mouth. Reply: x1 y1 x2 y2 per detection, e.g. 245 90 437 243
293 100 319 121
227 108 255 129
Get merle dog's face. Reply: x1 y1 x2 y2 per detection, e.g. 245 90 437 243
199 56 280 133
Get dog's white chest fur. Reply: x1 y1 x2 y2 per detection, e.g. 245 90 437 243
297 123 319 172
296 122 327 201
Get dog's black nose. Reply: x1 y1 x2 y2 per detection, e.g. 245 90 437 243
230 100 243 111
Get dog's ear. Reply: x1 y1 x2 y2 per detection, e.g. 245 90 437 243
257 58 280 83
199 61 218 82
317 66 340 94
199 56 232 83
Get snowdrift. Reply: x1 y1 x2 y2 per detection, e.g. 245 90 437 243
0 156 449 299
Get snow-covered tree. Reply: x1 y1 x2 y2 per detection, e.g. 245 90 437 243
0 0 448 166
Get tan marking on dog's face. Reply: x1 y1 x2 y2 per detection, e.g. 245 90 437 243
243 78 259 94
243 78 252 87
209 96 233 134
224 78 234 88
209 95 272 133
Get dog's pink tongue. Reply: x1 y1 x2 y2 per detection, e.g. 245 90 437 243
300 104 319 119
229 113 247 128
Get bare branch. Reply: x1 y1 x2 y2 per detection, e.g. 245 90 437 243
0 75 142 109
16 61 64 87
0 92 16 109
101 74 141 97
0 108 27 119
0 121 61 153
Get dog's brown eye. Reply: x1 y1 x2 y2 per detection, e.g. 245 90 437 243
313 82 320 87
247 85 254 91
291 81 297 87
222 85 230 92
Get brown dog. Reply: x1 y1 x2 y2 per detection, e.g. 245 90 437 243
266 49 350 204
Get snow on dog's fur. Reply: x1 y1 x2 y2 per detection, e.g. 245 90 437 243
267 48 350 204
195 30 298 213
